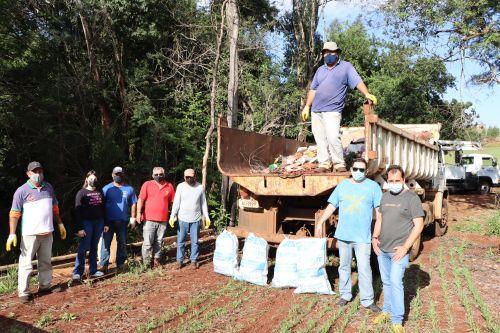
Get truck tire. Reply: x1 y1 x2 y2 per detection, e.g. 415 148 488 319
478 180 491 195
434 197 448 237
409 235 421 261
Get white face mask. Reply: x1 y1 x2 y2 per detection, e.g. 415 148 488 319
87 176 97 188
388 182 404 194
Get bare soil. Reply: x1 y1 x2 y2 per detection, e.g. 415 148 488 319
0 194 498 333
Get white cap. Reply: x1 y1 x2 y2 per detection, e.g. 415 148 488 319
112 166 123 174
322 41 341 53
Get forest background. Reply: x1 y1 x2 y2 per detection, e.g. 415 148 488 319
0 0 498 263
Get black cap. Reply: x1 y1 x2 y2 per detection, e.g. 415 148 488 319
27 161 43 171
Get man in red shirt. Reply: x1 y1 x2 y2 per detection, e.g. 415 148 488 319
136 167 175 267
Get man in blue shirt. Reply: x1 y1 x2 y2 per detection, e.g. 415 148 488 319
301 41 378 172
318 158 382 312
99 166 137 271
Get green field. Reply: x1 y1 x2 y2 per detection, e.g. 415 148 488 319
444 142 500 164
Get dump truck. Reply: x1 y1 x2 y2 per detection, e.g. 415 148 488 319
218 103 449 260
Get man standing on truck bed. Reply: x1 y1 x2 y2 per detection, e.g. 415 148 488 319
318 158 382 312
372 165 424 333
301 41 378 172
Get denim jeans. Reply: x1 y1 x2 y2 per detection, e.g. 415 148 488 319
100 220 127 267
176 220 200 263
338 240 374 307
142 221 167 262
74 219 104 276
378 250 409 324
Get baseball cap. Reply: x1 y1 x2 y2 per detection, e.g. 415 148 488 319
322 41 341 53
184 169 195 177
112 166 124 174
27 161 43 171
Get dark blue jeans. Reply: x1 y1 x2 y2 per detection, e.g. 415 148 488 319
73 219 104 276
176 220 200 263
99 220 127 267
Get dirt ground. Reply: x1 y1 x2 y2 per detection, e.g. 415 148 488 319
0 194 498 333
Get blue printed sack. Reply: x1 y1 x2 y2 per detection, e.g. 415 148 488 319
234 233 269 286
294 238 334 295
213 229 239 277
271 238 299 288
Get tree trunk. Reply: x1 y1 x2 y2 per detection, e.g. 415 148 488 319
293 0 320 141
221 0 239 214
75 0 111 134
202 0 227 190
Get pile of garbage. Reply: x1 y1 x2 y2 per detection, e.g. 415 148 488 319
261 146 320 175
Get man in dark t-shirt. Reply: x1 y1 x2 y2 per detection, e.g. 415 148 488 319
372 165 425 333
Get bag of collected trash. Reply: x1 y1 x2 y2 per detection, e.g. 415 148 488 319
213 229 239 277
271 238 299 288
234 233 269 286
294 238 334 295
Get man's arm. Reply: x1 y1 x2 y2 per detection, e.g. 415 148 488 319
393 216 424 262
304 90 316 108
9 215 19 235
134 200 142 221
318 204 336 224
371 208 382 255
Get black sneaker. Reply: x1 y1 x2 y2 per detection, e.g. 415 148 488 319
337 298 349 307
176 261 183 270
364 303 381 313
38 285 62 295
19 295 31 304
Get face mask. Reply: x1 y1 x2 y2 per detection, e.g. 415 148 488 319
352 170 366 182
112 175 122 183
153 175 165 182
30 173 44 184
324 54 339 66
186 177 195 185
388 183 404 194
87 177 97 187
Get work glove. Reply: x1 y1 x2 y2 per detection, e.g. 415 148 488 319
301 105 310 122
365 93 378 105
77 230 86 237
129 217 137 228
169 217 176 228
58 224 67 240
6 234 17 251
204 216 211 229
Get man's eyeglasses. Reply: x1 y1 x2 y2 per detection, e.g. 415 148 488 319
352 167 365 172
153 173 165 177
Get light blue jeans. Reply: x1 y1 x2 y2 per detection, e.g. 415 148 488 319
378 250 410 324
176 220 200 263
338 240 374 307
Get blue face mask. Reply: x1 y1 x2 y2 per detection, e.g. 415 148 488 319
324 54 339 66
30 173 43 184
388 183 404 194
352 170 366 182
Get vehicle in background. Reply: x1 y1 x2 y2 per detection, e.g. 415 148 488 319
440 140 499 194
218 103 448 261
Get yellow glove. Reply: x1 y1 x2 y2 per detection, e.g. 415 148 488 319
204 217 211 229
58 224 67 240
365 93 378 105
301 105 310 122
169 217 176 228
6 234 17 251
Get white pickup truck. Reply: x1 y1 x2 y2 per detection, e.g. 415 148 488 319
445 153 499 194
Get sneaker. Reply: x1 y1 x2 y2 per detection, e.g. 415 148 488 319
117 265 126 273
364 303 381 313
373 312 391 324
90 271 104 278
72 274 81 281
334 164 347 172
175 261 183 270
317 162 332 173
19 295 31 304
191 262 200 269
337 298 349 307
38 285 62 295
392 324 405 333
98 265 108 273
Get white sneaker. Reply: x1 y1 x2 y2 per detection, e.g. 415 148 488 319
91 271 104 278
72 274 81 281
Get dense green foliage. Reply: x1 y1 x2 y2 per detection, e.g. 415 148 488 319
0 0 483 263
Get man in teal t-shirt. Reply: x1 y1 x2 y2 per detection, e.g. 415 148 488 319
318 158 382 312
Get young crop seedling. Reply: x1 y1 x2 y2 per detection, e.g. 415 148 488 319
36 313 54 328
60 312 77 321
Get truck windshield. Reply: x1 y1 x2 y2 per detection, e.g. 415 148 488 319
462 157 474 165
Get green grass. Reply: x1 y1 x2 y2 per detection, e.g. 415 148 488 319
36 313 54 328
451 211 500 236
0 267 18 295
486 211 500 236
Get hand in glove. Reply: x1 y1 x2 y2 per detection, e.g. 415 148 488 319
129 217 137 229
204 216 211 229
58 224 67 240
365 93 378 105
6 234 17 251
301 105 310 122
169 217 177 228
